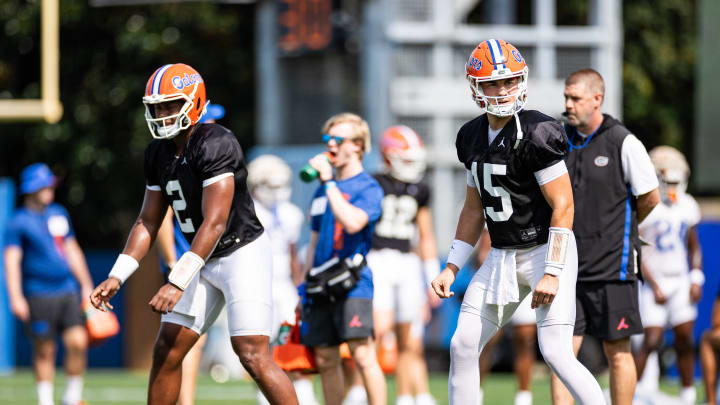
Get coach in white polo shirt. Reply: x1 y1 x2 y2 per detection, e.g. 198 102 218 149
551 68 660 405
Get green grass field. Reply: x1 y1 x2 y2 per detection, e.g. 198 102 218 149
0 369 692 404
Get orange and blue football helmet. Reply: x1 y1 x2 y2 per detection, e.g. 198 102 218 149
649 146 690 205
466 39 529 117
380 125 426 184
143 63 208 139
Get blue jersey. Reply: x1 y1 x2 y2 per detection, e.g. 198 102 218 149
310 171 383 299
159 217 191 275
4 203 78 297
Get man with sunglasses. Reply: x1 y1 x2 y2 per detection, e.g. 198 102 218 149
301 112 387 405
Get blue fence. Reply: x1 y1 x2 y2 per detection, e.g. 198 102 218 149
0 179 16 373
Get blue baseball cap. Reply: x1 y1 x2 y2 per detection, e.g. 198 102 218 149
20 163 57 194
199 103 225 123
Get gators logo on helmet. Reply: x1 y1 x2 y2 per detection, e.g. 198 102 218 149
143 63 209 139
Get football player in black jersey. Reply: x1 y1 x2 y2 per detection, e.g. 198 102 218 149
430 39 605 405
89 63 298 405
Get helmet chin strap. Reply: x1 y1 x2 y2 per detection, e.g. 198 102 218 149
513 113 523 149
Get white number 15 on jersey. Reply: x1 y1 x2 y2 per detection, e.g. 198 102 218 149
471 162 513 222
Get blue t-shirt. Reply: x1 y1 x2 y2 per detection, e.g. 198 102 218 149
4 203 78 297
309 171 384 300
159 217 191 275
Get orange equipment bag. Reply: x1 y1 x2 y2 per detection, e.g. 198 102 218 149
272 314 316 373
83 300 120 345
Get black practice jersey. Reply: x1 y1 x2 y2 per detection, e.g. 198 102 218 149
372 173 430 253
456 110 567 249
144 123 264 259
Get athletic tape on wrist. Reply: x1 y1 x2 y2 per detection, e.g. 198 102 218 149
690 268 705 286
423 258 441 284
108 254 140 285
168 251 205 291
545 227 572 276
447 239 474 269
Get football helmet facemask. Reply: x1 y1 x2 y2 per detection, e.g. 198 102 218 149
649 146 690 205
380 125 426 184
143 63 208 139
466 39 529 117
247 154 293 209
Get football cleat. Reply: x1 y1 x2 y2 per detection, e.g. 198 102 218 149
143 63 209 139
466 39 529 117
649 145 690 204
380 125 426 184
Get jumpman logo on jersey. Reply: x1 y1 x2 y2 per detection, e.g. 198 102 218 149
348 315 363 328
616 317 629 331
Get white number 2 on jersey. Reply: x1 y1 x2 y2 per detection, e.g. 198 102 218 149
471 162 513 222
166 180 196 233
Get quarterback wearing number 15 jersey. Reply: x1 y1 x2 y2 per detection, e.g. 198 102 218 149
456 109 568 249
144 123 264 259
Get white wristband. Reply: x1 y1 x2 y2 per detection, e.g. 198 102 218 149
545 227 572 276
167 251 205 291
108 254 140 285
447 239 474 269
423 258 441 285
690 268 705 286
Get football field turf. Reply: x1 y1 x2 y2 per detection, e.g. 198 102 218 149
0 369 690 404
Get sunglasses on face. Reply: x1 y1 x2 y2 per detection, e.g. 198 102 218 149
322 134 347 144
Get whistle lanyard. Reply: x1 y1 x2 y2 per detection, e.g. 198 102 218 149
565 126 598 151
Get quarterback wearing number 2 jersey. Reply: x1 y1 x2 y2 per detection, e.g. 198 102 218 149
430 39 605 405
89 63 299 405
144 123 264 259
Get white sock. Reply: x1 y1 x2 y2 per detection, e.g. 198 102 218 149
62 376 83 405
478 387 484 405
680 386 696 404
344 385 367 404
514 390 532 405
415 393 437 405
537 324 605 405
294 379 318 405
37 380 54 405
396 394 414 405
448 311 499 405
638 350 660 393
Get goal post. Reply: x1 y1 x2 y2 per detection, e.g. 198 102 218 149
0 0 63 124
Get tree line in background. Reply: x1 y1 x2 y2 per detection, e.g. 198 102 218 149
0 0 697 248
0 0 256 248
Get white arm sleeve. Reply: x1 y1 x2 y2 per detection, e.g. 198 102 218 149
466 169 476 188
621 135 659 196
534 161 568 186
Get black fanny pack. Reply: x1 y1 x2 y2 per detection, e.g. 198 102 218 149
306 253 366 303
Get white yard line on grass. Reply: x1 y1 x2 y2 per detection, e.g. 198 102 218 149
0 384 257 402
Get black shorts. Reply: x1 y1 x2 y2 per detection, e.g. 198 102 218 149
574 281 643 341
25 292 85 340
301 298 374 347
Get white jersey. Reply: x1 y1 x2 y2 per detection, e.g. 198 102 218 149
253 200 304 281
639 194 701 279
